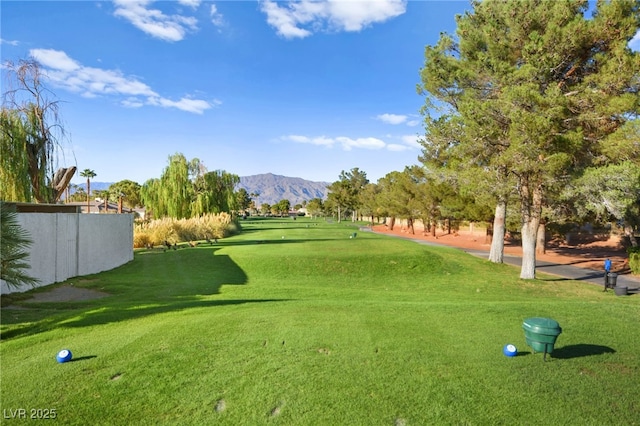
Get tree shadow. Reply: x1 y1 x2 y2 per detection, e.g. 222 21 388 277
551 344 616 359
536 271 605 282
1 299 291 340
1 248 291 340
214 238 337 248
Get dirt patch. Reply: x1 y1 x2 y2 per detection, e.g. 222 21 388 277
371 224 632 275
24 285 110 303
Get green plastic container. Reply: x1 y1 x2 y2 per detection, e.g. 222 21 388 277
522 317 562 360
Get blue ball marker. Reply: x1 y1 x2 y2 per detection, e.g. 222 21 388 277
503 344 517 357
56 349 72 363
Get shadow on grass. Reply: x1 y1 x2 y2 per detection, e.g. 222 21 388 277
68 355 98 363
213 238 338 248
536 272 604 282
551 344 616 359
1 299 291 340
1 248 291 340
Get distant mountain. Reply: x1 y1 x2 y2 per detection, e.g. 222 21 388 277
69 175 330 207
70 182 113 193
237 173 330 206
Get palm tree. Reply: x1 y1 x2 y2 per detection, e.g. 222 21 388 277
250 192 260 215
80 169 96 213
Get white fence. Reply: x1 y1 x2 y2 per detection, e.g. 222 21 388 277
1 213 134 294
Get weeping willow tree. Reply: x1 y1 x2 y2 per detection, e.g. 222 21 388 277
141 153 194 219
0 109 32 202
162 154 193 219
1 59 75 203
192 170 240 216
140 178 165 219
141 153 240 219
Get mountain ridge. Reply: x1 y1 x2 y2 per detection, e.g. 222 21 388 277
237 173 330 206
73 173 330 206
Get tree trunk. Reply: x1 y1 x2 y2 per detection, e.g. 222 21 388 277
52 166 76 203
624 222 638 247
489 199 506 263
422 219 429 235
536 222 546 255
408 218 415 235
485 223 493 244
431 220 436 237
521 219 539 279
519 182 543 280
86 178 91 213
337 205 341 223
389 217 396 230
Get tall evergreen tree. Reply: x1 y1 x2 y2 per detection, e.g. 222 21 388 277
327 168 369 222
419 0 639 279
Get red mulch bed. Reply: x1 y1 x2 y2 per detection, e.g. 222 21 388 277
371 224 632 275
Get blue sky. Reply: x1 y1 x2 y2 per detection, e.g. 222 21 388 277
2 1 639 186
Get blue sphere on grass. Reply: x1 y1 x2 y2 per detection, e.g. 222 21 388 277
503 344 517 357
56 349 72 363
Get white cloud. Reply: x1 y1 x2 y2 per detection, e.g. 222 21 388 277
386 143 410 151
122 97 145 108
148 96 213 114
283 134 386 151
260 0 312 39
260 0 407 39
113 0 198 42
326 0 407 32
376 113 407 125
30 48 214 114
630 30 640 52
210 4 224 28
283 133 423 152
178 0 201 9
29 48 81 72
0 38 19 46
285 135 335 147
400 134 422 149
336 136 385 150
376 113 421 127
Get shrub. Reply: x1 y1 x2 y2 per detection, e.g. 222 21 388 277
133 232 152 249
627 246 640 275
133 213 239 248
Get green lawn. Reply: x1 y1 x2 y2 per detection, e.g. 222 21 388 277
1 218 638 425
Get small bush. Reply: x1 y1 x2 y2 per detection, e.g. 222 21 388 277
133 232 152 249
627 246 640 275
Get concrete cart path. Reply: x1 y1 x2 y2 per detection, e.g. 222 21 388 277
367 228 640 291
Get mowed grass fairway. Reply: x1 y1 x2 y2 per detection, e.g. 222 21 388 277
1 218 639 425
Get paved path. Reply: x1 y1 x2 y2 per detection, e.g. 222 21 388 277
369 229 640 293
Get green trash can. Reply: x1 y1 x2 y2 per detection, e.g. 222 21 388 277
522 317 562 361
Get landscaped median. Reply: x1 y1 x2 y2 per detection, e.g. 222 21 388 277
1 218 638 425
